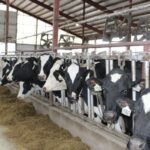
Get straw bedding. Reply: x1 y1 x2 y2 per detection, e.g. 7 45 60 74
0 86 89 150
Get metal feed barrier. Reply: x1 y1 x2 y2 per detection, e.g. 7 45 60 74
2 50 150 120
3 50 150 149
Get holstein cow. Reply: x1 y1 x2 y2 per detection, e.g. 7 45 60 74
7 57 45 99
37 54 53 81
43 58 106 120
0 57 17 85
87 68 144 134
127 88 150 150
37 54 68 103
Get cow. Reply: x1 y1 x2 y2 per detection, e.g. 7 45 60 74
87 68 144 134
127 88 150 150
6 57 45 99
0 57 17 85
43 58 107 120
37 54 53 81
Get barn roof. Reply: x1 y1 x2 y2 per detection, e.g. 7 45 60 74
0 0 150 40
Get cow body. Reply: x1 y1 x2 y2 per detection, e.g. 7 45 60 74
128 88 150 150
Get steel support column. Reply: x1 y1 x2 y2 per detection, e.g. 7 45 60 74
5 0 9 55
52 0 60 53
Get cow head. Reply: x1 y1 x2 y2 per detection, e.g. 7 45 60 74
127 89 150 150
87 68 144 125
69 67 93 101
7 57 38 82
17 82 33 99
0 58 17 85
43 58 67 92
127 137 147 150
37 54 53 81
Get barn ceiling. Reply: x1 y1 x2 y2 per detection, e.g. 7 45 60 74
0 0 150 41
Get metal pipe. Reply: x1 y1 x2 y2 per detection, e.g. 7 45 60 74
144 61 149 88
87 55 92 118
61 2 150 28
132 61 136 101
52 0 60 53
5 0 9 55
110 60 113 71
56 40 150 50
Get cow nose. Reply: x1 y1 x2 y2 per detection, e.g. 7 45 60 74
103 111 116 124
38 75 46 81
71 92 77 100
128 137 146 150
17 96 24 100
7 76 11 81
43 87 47 92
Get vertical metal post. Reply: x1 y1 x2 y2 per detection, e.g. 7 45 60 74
109 40 113 71
5 0 9 55
105 60 109 74
61 90 66 107
132 61 136 101
110 60 113 71
52 0 60 53
35 19 38 51
145 61 149 88
87 55 93 119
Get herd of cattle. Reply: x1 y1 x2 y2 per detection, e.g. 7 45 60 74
0 54 150 150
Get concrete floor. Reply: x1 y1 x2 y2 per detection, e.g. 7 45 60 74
0 126 21 150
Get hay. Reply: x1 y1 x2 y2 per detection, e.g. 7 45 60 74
0 86 90 150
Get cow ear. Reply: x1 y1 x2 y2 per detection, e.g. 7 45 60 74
53 70 63 82
133 79 145 92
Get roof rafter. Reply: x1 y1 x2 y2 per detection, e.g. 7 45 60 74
30 0 103 35
0 0 83 39
84 0 137 27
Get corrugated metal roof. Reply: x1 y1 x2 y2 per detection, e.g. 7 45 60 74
0 0 150 40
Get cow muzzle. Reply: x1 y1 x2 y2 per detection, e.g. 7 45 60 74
103 111 116 124
7 76 12 81
38 74 46 81
67 92 78 103
43 86 47 92
127 137 146 150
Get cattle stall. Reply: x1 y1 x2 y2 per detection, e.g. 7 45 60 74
1 47 149 150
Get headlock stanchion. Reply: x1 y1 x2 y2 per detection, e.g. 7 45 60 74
132 61 136 101
144 61 149 88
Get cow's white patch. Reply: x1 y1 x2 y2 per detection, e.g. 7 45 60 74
142 93 150 114
115 116 125 133
94 84 102 92
0 61 7 79
121 105 131 116
38 55 50 78
17 82 34 99
67 63 79 83
71 92 76 100
17 82 24 99
133 84 142 92
43 59 67 91
110 73 122 83
7 59 21 81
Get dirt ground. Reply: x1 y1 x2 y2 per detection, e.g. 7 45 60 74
0 86 90 150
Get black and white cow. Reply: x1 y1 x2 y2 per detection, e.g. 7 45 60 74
0 58 17 85
43 58 107 120
87 68 144 134
6 57 45 99
37 54 53 81
127 88 150 150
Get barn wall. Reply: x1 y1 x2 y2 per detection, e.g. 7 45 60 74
0 10 17 42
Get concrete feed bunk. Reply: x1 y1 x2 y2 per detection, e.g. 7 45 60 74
8 84 128 150
0 86 89 150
